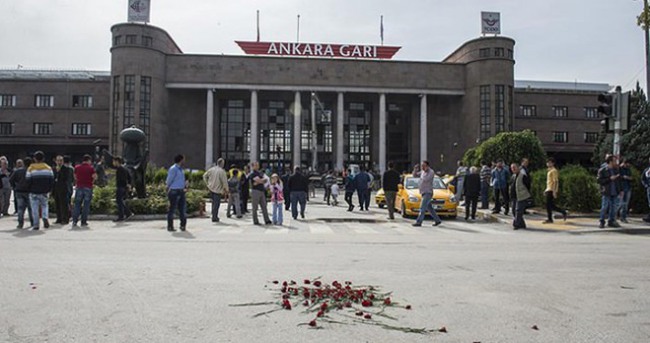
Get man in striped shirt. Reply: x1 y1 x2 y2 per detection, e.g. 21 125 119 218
479 161 491 209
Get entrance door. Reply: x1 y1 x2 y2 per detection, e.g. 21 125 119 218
387 103 411 172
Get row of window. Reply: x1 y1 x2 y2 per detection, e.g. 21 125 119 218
0 94 93 108
543 131 599 144
519 105 599 119
113 35 153 47
0 122 92 136
479 47 514 59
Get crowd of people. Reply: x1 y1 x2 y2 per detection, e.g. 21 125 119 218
2 150 650 232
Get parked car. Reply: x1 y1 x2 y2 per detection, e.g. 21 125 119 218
395 174 458 218
375 188 386 208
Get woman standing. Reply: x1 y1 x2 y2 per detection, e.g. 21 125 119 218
270 174 284 225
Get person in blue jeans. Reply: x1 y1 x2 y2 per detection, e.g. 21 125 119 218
287 166 309 220
597 155 622 228
354 167 371 211
166 154 188 232
617 159 633 223
479 161 491 209
72 155 97 227
412 161 442 227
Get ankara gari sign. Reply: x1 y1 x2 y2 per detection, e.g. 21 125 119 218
236 41 401 59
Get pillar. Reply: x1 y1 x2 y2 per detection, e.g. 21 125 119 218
378 93 387 174
336 92 344 171
420 94 427 162
311 94 317 171
250 90 259 164
205 89 214 169
293 91 302 169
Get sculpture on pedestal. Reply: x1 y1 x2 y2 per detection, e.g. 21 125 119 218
104 126 149 198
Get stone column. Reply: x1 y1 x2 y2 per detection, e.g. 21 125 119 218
293 91 302 168
250 90 259 164
378 93 387 174
336 92 344 171
420 94 427 163
205 89 214 169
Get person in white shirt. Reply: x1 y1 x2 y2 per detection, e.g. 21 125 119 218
330 182 339 206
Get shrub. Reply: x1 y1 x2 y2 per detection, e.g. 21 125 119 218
90 186 117 214
152 167 168 184
531 165 600 213
463 130 547 171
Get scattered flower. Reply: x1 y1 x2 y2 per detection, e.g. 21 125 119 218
438 326 447 333
364 313 372 319
309 320 317 327
405 305 412 310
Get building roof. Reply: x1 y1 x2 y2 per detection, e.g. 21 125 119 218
0 69 110 81
515 80 611 93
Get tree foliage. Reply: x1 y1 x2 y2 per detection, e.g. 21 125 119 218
462 130 547 171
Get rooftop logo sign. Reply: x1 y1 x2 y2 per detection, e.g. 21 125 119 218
481 12 501 35
128 0 151 23
235 41 401 59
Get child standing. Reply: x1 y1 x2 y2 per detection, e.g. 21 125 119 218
330 181 339 206
270 174 284 225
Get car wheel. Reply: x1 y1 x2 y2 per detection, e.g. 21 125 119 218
401 201 408 218
378 204 385 208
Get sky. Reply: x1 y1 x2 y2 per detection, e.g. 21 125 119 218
0 0 646 91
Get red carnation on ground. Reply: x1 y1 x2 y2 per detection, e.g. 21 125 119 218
364 313 372 319
304 279 311 284
313 280 322 287
309 319 317 327
361 299 372 307
383 298 391 305
405 305 412 310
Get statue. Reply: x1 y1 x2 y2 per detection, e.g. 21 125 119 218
104 126 149 198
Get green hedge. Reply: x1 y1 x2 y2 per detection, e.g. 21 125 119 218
530 165 600 213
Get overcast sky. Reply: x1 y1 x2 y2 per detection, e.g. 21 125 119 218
0 0 646 90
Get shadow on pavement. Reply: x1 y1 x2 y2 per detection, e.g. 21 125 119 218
13 229 45 238
69 226 91 232
172 231 195 239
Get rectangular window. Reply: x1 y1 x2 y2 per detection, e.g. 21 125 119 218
346 102 372 163
584 107 599 119
507 49 514 59
113 35 122 46
0 94 16 107
0 122 14 135
139 76 152 149
494 48 504 57
479 48 490 58
125 35 137 44
111 76 120 153
123 75 135 128
508 86 513 131
553 131 568 143
480 85 491 140
553 106 568 118
33 123 52 135
142 36 153 47
220 99 252 165
520 105 537 117
72 123 92 136
72 95 93 108
584 132 599 143
34 95 54 108
495 85 505 133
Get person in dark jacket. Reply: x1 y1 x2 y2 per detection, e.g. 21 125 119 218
26 151 55 230
597 155 622 228
382 161 401 220
53 155 73 224
512 163 532 230
113 157 133 222
287 166 309 220
240 165 251 214
642 157 650 223
9 158 34 229
281 167 292 211
354 167 371 211
463 166 481 221
344 169 356 211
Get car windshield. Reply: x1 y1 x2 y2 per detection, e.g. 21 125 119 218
404 177 447 190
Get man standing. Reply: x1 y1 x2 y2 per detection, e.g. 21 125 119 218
323 171 336 205
113 157 133 222
72 154 97 227
520 158 530 176
463 167 481 221
9 158 33 229
643 158 650 223
166 154 188 232
455 160 468 203
597 155 622 228
287 166 309 220
204 158 229 223
479 161 491 209
382 161 401 220
53 155 73 224
344 169 356 212
240 165 251 214
542 157 568 224
0 158 12 216
354 167 371 211
412 161 442 227
491 159 510 215
512 163 532 230
281 167 292 211
249 162 272 225
227 168 243 219
26 151 54 230
617 159 633 223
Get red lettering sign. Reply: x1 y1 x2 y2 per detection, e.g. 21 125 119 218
235 41 401 59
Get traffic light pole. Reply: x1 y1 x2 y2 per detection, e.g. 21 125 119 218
613 86 622 157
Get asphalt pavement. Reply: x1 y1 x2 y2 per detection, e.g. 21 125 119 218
1 192 649 343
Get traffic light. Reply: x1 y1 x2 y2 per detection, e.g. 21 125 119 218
597 93 613 118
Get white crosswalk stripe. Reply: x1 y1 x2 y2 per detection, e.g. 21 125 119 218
309 223 335 234
351 226 380 234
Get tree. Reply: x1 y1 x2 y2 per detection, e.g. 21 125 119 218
462 130 546 171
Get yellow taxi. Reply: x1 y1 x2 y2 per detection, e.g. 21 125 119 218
375 189 386 208
395 174 458 218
